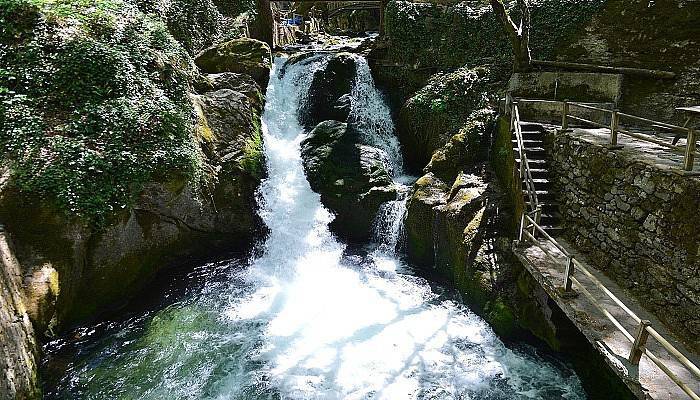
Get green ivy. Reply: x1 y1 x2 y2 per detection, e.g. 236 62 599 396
0 0 222 224
385 0 607 71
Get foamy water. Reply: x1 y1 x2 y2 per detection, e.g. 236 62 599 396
43 54 586 400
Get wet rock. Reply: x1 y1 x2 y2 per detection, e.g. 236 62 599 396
301 120 397 241
404 173 449 267
298 53 359 129
0 229 40 400
195 38 272 88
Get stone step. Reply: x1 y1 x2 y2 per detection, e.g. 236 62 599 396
514 147 547 156
515 158 548 166
522 180 551 191
518 122 545 131
512 139 544 146
525 201 560 212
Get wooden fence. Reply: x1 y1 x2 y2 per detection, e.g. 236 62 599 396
516 98 699 171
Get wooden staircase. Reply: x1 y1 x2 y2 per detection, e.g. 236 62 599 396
512 122 562 236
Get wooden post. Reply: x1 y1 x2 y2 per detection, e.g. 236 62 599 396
629 320 652 365
562 100 570 131
684 128 696 171
531 207 541 238
563 256 574 292
610 109 620 146
518 211 525 242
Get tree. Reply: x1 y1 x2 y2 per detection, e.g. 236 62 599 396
490 0 532 72
380 0 389 36
254 0 274 47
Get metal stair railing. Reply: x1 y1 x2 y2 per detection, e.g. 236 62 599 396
515 98 699 172
509 97 541 225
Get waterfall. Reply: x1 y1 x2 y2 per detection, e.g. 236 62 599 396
44 54 587 400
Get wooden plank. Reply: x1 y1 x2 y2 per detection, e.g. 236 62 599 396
532 59 676 80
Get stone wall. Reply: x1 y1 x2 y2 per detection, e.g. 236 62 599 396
554 0 700 123
550 132 700 351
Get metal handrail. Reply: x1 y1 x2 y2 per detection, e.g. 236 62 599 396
514 97 698 171
519 214 700 400
510 100 540 216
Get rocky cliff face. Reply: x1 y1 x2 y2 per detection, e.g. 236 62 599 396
0 1 269 397
553 0 700 122
397 67 499 172
0 229 40 400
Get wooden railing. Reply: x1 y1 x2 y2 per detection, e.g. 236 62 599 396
508 97 540 219
515 98 699 171
518 210 700 400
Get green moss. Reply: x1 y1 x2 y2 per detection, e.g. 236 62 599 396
239 116 264 179
385 0 606 71
0 0 210 225
484 299 517 337
491 116 521 232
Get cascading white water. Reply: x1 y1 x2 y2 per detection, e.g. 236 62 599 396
224 55 585 399
45 54 586 400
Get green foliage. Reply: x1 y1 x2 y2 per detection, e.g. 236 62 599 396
408 66 498 129
385 0 607 71
0 0 208 224
239 116 264 179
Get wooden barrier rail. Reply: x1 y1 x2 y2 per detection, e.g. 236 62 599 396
518 210 700 399
515 98 699 171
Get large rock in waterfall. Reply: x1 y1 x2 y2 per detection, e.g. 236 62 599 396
301 120 397 241
195 38 272 88
297 53 359 129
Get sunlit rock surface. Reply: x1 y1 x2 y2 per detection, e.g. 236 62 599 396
301 120 397 241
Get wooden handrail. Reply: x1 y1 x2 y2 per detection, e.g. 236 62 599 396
512 97 698 171
519 214 700 399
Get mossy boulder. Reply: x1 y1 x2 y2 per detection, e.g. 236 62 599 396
426 110 496 182
195 38 272 88
301 120 397 241
0 69 266 333
404 173 449 267
298 53 359 129
397 66 498 172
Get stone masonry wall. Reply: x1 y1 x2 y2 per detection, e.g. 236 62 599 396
550 133 700 351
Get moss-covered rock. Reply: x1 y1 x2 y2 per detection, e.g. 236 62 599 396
397 66 499 172
0 0 267 335
301 120 397 242
195 38 272 88
404 173 449 267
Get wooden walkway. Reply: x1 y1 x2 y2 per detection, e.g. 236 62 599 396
515 239 700 399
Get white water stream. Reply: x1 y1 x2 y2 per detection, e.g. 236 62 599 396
45 54 586 400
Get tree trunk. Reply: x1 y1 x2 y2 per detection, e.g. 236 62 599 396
490 0 532 72
254 0 274 48
380 0 389 36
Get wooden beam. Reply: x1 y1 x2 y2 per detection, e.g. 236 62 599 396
532 60 676 80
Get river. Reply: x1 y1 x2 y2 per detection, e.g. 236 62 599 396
42 54 586 400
